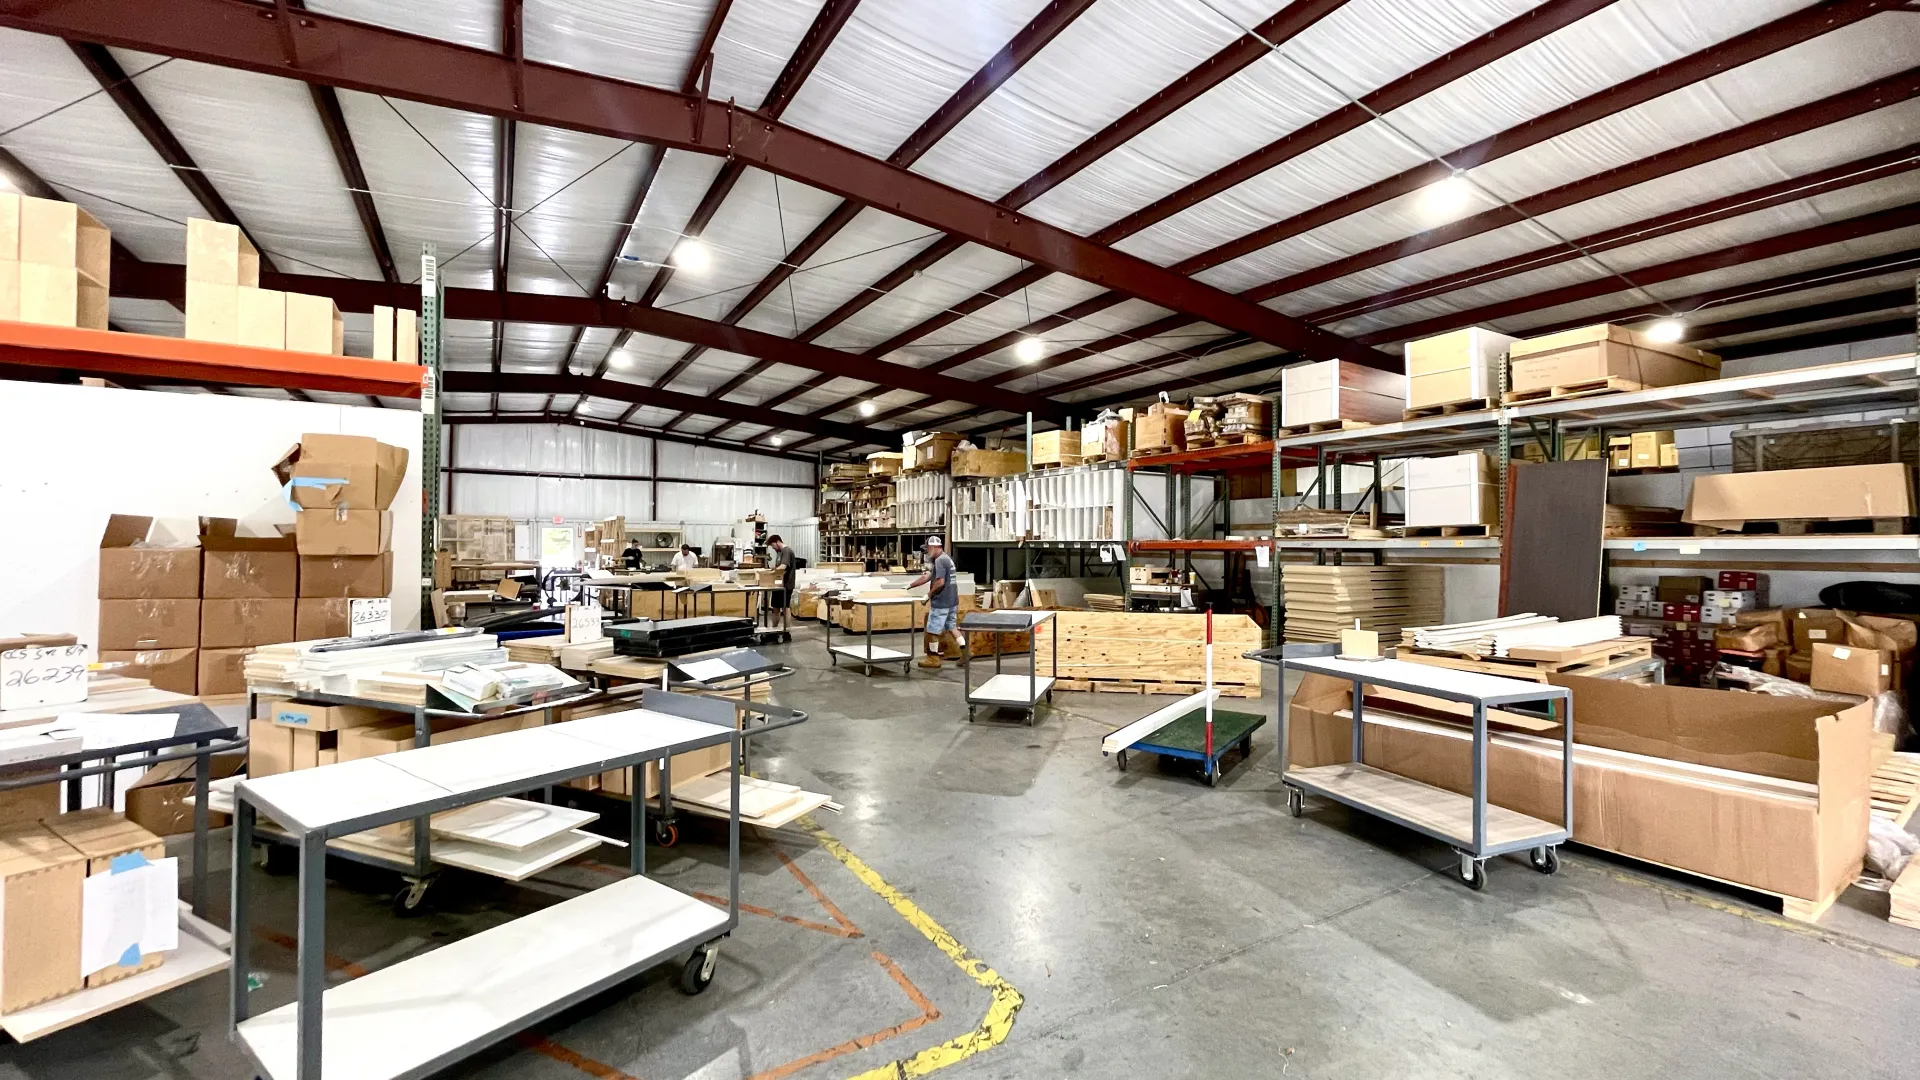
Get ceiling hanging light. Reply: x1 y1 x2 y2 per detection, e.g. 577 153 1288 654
1417 171 1473 220
770 436 783 446
1015 336 1046 363
1644 318 1686 344
859 401 877 417
670 238 710 273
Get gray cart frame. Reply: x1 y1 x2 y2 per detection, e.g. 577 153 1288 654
1249 644 1572 890
825 594 919 674
959 609 1057 725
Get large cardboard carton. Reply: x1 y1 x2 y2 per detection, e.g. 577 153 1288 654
20 196 109 285
236 286 286 350
266 699 397 733
298 552 394 597
17 262 108 329
100 648 198 695
99 515 201 599
184 279 239 343
1790 607 1849 654
338 712 542 761
200 521 298 598
197 646 251 697
1403 326 1515 409
1402 452 1498 527
867 452 903 477
248 719 295 777
1287 673 1872 904
42 810 167 987
1684 463 1915 529
1030 430 1080 466
285 292 343 355
200 598 295 649
1508 323 1719 394
295 509 393 556
295 597 353 640
98 599 200 651
950 449 1027 477
1132 412 1186 454
0 193 18 259
185 217 259 287
0 822 85 1012
1811 642 1892 697
1280 359 1405 428
275 434 410 511
123 754 241 837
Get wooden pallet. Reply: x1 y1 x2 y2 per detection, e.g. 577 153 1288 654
1500 376 1644 404
1277 418 1373 437
1128 445 1184 459
1728 517 1916 536
1056 678 1261 698
1871 751 1920 828
1403 397 1495 420
1190 431 1267 448
1398 524 1499 537
1398 637 1654 682
1030 457 1086 470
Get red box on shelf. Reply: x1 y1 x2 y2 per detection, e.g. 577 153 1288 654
1663 602 1702 622
1717 571 1765 591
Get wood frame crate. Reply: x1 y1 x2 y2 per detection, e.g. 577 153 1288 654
1032 611 1264 696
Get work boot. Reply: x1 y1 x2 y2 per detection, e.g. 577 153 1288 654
939 630 966 662
916 632 943 669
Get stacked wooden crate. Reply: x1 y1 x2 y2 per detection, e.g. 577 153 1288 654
1033 611 1264 697
1280 564 1444 643
0 193 109 328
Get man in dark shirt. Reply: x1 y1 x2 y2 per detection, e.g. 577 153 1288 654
909 535 960 669
621 542 643 569
766 535 793 631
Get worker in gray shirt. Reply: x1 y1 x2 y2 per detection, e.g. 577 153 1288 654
909 535 961 669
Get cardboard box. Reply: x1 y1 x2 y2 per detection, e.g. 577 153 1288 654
1031 430 1080 466
98 599 200 651
906 431 962 471
186 217 259 287
41 809 167 987
1288 673 1872 904
284 292 343 355
1659 442 1678 468
236 286 286 349
0 259 16 321
1132 412 1186 454
1718 571 1765 591
1403 326 1515 409
1403 452 1497 527
373 304 397 361
867 452 903 477
265 700 396 732
100 648 198 695
1279 359 1404 428
123 754 241 837
298 552 394 598
197 646 251 696
1684 463 1915 529
339 712 541 761
200 598 295 649
98 515 202 599
248 719 295 777
291 729 339 771
276 434 410 511
1811 642 1892 697
1508 323 1719 394
0 193 17 259
184 279 239 343
1630 430 1675 469
0 822 86 1012
1785 651 1813 683
20 196 109 285
1792 608 1849 653
295 597 354 640
17 262 107 329
395 308 418 364
1657 575 1710 603
296 509 393 556
202 537 298 599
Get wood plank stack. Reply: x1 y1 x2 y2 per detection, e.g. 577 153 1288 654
1281 564 1443 643
1890 857 1920 931
1033 611 1263 696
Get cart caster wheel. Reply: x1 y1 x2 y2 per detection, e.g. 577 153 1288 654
1456 854 1487 892
1529 846 1560 875
261 844 298 876
1285 787 1303 818
655 821 680 848
1116 751 1128 773
392 878 434 917
679 945 717 995
1204 767 1218 787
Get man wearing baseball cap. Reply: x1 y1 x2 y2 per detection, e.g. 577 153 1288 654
908 535 961 670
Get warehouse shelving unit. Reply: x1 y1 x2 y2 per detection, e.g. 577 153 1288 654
0 319 429 398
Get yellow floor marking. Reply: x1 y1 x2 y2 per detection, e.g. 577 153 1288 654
805 820 1025 1079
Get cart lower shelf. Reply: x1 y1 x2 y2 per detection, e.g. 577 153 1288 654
1288 762 1566 854
1128 707 1265 760
238 874 726 1080
968 673 1055 706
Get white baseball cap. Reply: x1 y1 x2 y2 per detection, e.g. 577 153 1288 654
926 535 944 548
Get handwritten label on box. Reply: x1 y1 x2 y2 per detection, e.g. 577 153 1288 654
349 597 391 638
1 644 90 710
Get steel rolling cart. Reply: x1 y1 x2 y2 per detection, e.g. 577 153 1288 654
1250 644 1572 890
825 594 920 674
229 689 806 1080
959 609 1057 725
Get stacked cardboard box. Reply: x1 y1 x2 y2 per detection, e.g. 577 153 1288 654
1280 359 1403 428
0 811 175 1013
370 304 421 364
97 516 202 695
198 518 298 695
0 194 110 329
1132 401 1188 455
276 433 408 561
1402 451 1497 528
1404 327 1514 410
183 218 342 354
1508 323 1719 395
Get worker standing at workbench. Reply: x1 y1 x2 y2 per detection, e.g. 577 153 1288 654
910 535 962 670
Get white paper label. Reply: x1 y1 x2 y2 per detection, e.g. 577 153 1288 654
80 856 179 977
0 644 90 710
567 604 604 644
349 597 392 638
1831 646 1851 659
1810 629 1828 640
1254 544 1271 568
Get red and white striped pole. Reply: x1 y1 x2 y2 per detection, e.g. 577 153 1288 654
1204 606 1214 760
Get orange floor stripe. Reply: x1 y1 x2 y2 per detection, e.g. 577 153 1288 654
745 950 942 1080
778 847 862 935
691 890 862 938
516 1034 644 1080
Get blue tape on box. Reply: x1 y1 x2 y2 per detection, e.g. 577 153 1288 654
108 851 149 874
283 476 348 511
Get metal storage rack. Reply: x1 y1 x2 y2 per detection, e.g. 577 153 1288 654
1123 430 1284 641
229 691 768 1080
959 609 1057 724
825 594 921 674
1255 645 1572 891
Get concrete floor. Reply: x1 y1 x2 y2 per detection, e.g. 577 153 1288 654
5 622 1918 1079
